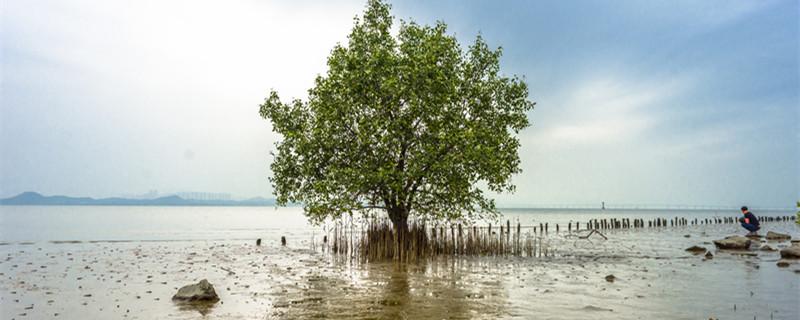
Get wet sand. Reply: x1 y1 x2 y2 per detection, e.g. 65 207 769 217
2 216 799 319
1 206 799 319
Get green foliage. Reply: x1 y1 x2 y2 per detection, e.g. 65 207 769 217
259 0 534 227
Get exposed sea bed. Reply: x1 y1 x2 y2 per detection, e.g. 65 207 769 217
1 217 798 319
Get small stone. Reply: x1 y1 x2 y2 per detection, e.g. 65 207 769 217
705 252 713 259
605 275 615 282
686 246 706 254
776 260 790 268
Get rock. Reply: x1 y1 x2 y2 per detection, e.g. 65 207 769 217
684 234 691 238
713 236 751 250
705 252 713 259
686 246 706 254
730 252 757 257
776 260 790 268
583 305 613 312
765 231 791 241
605 275 615 282
172 279 219 302
281 236 286 246
780 244 800 259
256 239 261 246
759 245 777 251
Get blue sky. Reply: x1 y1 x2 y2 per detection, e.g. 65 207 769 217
1 0 797 207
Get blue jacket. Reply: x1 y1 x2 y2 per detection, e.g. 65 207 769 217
741 212 759 226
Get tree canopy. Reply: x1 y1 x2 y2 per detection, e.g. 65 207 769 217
259 0 534 229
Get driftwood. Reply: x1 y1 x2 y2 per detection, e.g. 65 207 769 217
219 266 236 275
578 229 608 240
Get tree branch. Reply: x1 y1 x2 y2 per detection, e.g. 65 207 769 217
359 205 388 210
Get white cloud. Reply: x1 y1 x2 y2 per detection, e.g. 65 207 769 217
1 0 366 198
529 74 692 148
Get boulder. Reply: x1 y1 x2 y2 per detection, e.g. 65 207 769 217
685 246 706 254
713 236 751 250
172 279 219 302
780 244 800 259
765 231 791 241
776 260 790 268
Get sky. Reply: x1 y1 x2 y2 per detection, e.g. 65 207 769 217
1 0 798 208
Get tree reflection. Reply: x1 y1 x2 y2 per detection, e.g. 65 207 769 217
278 257 508 319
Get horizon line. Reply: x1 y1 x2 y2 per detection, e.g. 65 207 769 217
1 191 795 211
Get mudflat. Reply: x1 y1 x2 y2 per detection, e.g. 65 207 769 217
1 207 798 319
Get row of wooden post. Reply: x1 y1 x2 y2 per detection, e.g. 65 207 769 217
324 215 796 260
560 215 796 233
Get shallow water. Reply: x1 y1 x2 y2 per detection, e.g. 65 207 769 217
1 206 798 319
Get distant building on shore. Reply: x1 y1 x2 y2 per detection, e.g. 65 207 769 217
175 192 232 201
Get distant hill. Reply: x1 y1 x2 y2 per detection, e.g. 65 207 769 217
0 192 277 206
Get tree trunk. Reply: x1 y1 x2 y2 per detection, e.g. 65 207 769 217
388 206 409 259
388 206 409 234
